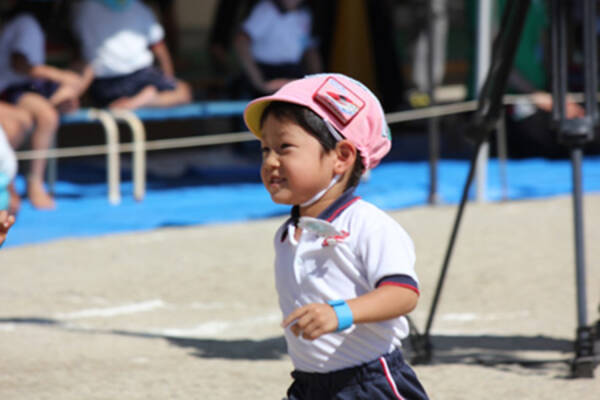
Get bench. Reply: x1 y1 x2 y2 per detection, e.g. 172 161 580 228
53 101 249 204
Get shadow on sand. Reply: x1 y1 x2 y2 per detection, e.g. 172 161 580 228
403 333 575 375
0 317 575 369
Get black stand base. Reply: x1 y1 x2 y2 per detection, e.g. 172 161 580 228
571 322 600 378
406 316 432 364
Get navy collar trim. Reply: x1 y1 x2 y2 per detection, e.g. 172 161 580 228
316 187 359 222
280 188 360 242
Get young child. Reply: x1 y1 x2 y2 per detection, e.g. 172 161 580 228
71 0 192 109
0 3 85 209
0 101 33 214
234 0 322 97
0 124 18 216
0 119 17 248
243 73 429 399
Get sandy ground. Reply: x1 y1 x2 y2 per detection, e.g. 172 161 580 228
1 194 599 399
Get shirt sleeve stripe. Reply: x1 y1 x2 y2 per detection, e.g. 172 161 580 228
376 275 420 295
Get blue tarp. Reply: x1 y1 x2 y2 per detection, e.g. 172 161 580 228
4 157 600 248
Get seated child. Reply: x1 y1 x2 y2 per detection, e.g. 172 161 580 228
0 101 33 214
71 0 192 109
0 125 17 214
234 0 322 97
0 5 86 209
243 73 429 399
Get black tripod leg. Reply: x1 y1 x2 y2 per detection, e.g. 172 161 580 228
410 0 531 365
410 140 483 364
551 0 598 378
570 147 595 377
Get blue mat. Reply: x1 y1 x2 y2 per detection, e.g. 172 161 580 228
4 157 600 248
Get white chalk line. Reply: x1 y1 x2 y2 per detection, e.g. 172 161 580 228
0 323 16 332
407 310 534 336
54 299 166 320
157 312 282 338
28 299 281 338
53 299 248 321
440 311 531 322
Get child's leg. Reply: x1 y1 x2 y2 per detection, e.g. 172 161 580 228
108 85 159 110
0 103 33 148
15 93 59 209
150 80 192 108
49 84 80 114
108 80 191 109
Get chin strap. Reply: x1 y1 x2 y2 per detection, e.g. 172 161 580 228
299 174 341 208
299 121 344 209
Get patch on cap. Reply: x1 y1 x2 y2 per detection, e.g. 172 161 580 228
313 77 365 126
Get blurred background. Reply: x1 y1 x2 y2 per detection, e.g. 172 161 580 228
2 0 600 246
7 0 598 163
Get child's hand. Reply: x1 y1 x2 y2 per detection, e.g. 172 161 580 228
50 85 80 113
60 70 86 93
0 210 16 247
281 303 339 340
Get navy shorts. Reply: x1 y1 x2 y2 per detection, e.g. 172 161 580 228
286 350 429 400
235 62 305 99
0 79 59 104
89 66 177 107
256 62 304 82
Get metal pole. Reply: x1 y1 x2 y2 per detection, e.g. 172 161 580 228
427 0 440 205
475 0 492 202
571 148 588 328
46 136 58 195
583 0 598 123
496 110 509 201
551 0 567 123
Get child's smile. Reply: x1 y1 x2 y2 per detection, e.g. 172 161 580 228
260 114 337 208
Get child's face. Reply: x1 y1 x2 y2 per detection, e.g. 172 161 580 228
260 114 337 206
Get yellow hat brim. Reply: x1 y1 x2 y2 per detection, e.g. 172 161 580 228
243 99 274 139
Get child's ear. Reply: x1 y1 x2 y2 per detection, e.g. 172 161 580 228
333 140 357 175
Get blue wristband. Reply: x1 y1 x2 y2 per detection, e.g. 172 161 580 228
327 299 354 331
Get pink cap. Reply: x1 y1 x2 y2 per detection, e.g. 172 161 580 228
243 73 391 170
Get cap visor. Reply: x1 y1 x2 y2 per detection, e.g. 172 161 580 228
244 99 273 138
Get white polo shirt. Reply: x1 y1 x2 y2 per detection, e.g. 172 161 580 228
0 126 17 182
274 190 419 373
71 0 164 78
0 125 17 210
242 0 315 65
0 13 46 92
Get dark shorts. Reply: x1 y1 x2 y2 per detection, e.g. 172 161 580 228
257 62 304 82
89 66 177 107
235 62 305 99
0 79 59 104
286 350 429 400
